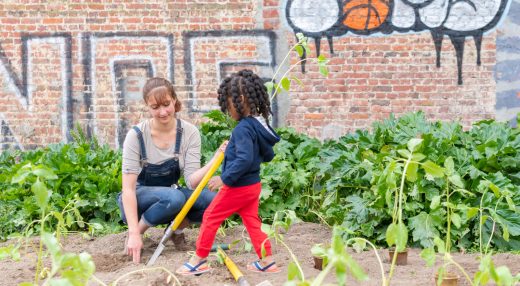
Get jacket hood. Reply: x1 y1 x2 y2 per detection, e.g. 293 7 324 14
244 116 280 160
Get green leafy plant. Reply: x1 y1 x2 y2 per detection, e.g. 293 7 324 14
302 227 368 286
420 158 520 285
382 138 444 284
265 32 328 101
4 162 98 285
472 181 520 285
420 156 474 285
0 126 122 240
260 212 369 286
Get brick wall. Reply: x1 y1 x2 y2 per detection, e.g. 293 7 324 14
0 0 514 149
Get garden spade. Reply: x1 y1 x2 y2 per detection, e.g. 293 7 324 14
146 151 224 266
217 247 250 286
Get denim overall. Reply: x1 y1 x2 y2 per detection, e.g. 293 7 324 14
134 119 183 188
118 119 216 226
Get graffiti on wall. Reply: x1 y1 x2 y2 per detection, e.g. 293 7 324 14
183 30 277 112
0 30 277 149
81 32 175 148
495 0 520 126
0 33 73 150
286 0 512 84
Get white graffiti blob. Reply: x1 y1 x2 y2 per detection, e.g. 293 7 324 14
444 0 502 31
288 0 340 33
391 0 417 28
419 0 449 28
393 0 503 31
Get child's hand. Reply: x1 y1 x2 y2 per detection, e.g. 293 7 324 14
217 140 228 154
207 176 223 191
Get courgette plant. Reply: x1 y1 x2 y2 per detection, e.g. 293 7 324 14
470 180 519 285
8 163 97 286
420 159 520 286
265 32 328 101
382 138 444 285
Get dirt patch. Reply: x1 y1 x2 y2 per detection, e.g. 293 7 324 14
1 223 519 285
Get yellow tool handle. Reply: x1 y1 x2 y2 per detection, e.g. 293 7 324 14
217 248 244 281
170 151 224 231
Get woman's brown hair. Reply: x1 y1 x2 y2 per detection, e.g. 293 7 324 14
142 77 182 112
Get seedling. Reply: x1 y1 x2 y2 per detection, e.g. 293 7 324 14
382 138 445 284
265 32 328 101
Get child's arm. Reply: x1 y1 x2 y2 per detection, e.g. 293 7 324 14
220 128 255 186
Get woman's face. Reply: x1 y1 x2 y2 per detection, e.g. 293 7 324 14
146 93 176 124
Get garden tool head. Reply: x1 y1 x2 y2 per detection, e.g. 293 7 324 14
146 151 225 266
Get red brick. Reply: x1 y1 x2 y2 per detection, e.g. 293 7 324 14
264 0 279 7
262 8 278 19
304 113 325 120
43 18 63 24
0 0 500 148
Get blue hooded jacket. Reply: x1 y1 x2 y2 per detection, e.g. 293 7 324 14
220 116 280 187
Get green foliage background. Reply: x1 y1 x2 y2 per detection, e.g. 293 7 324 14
0 127 122 239
1 112 519 252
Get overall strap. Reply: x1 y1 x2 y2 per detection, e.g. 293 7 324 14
132 126 148 164
174 119 183 157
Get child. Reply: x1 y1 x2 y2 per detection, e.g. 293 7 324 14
176 69 281 275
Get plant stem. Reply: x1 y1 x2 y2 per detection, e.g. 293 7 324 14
90 275 108 286
445 180 451 253
270 58 308 101
388 156 412 286
274 236 305 281
311 259 335 286
479 191 485 254
111 267 181 286
445 257 473 285
34 210 46 285
485 219 496 255
310 210 332 228
387 247 399 286
398 157 411 223
392 186 398 224
484 200 501 254
270 42 300 87
346 238 387 286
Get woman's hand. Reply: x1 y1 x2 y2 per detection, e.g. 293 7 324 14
207 176 223 191
126 232 143 264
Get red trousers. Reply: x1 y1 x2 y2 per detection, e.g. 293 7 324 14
196 182 272 258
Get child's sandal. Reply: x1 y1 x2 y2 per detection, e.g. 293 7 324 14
176 260 212 276
247 261 281 273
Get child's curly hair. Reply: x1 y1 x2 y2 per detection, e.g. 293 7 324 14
217 69 271 122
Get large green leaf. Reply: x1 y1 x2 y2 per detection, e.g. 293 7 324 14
406 161 419 182
444 157 455 175
407 138 423 152
495 210 520 236
386 222 408 251
448 174 464 188
32 178 50 210
281 77 291 91
345 255 368 281
420 248 436 267
422 161 444 178
409 212 442 247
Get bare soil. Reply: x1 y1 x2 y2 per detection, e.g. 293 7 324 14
1 222 519 286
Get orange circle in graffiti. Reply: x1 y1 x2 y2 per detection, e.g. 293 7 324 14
342 0 390 31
